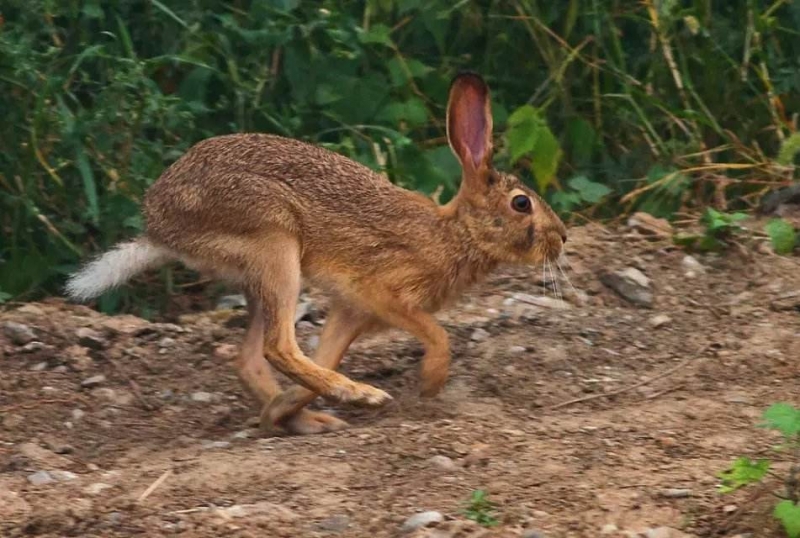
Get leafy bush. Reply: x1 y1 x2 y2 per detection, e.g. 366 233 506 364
1 0 799 308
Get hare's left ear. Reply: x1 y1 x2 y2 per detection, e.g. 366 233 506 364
446 72 494 188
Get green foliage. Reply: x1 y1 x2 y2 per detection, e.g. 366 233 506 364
766 220 799 255
775 500 800 538
674 209 749 252
721 403 800 537
717 457 771 494
462 490 500 528
1 0 799 309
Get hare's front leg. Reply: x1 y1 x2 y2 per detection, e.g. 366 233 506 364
263 303 378 432
250 232 392 409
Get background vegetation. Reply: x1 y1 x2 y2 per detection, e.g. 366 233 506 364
1 0 799 311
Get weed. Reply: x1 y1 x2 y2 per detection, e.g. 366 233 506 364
462 489 500 528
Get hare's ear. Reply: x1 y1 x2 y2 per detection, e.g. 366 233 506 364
446 72 493 185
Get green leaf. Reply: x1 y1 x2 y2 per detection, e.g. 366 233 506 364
506 105 562 191
774 500 800 538
358 24 394 47
377 98 429 126
568 175 612 204
760 403 800 439
566 118 596 167
777 132 800 166
387 57 432 87
75 149 99 226
765 219 797 255
716 457 770 493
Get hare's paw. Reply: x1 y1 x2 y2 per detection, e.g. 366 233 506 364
330 381 392 407
283 409 350 435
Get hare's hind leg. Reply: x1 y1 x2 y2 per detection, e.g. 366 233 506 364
263 303 378 432
252 232 392 409
237 293 348 435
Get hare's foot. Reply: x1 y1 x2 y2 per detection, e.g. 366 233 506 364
259 400 350 435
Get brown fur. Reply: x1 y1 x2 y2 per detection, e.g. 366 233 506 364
134 73 566 434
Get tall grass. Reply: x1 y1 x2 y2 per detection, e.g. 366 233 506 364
1 0 798 310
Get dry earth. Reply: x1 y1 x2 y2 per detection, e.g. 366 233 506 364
1 222 799 538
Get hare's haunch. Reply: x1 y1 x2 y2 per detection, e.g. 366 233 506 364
66 72 567 435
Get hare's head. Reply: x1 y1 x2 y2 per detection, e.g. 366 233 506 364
445 72 566 266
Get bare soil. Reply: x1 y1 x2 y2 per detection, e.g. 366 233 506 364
1 223 799 538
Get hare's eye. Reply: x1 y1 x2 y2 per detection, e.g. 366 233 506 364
511 194 532 214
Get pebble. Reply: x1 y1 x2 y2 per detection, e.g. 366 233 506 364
92 387 134 406
600 267 653 307
660 488 692 498
81 374 106 388
470 328 490 342
723 504 737 513
50 470 78 482
213 343 238 360
512 293 572 310
316 515 350 533
601 523 618 534
20 341 48 353
428 455 458 472
508 345 527 354
201 440 232 450
649 314 672 328
3 321 36 345
522 531 547 538
76 327 107 349
191 391 214 403
158 337 176 348
72 409 86 421
216 294 247 310
27 470 55 486
66 345 94 371
85 482 113 496
681 255 706 274
401 511 444 533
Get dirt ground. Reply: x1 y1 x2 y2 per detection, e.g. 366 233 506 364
1 222 799 538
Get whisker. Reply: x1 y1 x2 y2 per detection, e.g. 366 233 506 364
556 256 580 301
547 260 563 305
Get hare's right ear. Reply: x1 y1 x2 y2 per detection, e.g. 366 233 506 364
446 72 494 189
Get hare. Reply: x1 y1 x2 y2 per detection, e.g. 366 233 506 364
66 72 567 435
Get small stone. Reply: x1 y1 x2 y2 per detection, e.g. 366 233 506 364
601 524 618 535
30 361 48 371
16 304 45 316
428 455 457 472
660 488 692 498
20 341 48 353
3 321 36 345
522 531 547 538
723 504 737 513
72 409 86 421
316 515 350 533
27 470 55 486
216 294 247 310
401 511 443 533
158 337 176 348
81 374 106 388
508 345 527 354
628 212 673 238
101 315 150 335
214 343 238 360
65 345 93 371
600 267 653 308
191 391 214 403
201 440 231 450
43 437 74 454
50 470 78 482
76 327 107 349
649 314 672 328
681 255 706 274
85 482 113 496
513 293 572 310
92 387 134 406
470 328 490 342
2 413 24 430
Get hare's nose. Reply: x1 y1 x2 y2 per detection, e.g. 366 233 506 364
561 234 567 244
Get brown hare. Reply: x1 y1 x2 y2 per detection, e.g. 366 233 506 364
66 72 567 435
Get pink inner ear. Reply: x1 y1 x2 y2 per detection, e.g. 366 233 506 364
453 84 487 170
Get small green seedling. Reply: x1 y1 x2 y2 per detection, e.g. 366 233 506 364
462 489 500 528
674 208 749 252
719 403 800 537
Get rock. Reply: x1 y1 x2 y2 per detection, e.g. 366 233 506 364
100 315 151 335
659 488 692 498
723 504 737 513
72 409 86 421
81 374 106 388
30 361 48 371
770 291 800 312
628 212 673 239
316 515 350 533
470 328 490 342
649 314 672 328
2 413 24 430
522 531 547 538
43 436 74 454
201 440 231 450
76 327 107 349
216 294 247 310
16 304 45 316
428 455 458 472
191 391 214 403
3 321 36 345
214 501 298 521
401 511 444 533
18 443 73 468
158 337 176 348
65 345 94 371
600 524 618 535
50 470 78 482
512 293 571 310
508 345 527 354
20 341 48 353
681 255 706 275
600 267 653 308
84 482 113 496
462 443 491 467
92 387 134 406
27 470 55 486
214 343 238 360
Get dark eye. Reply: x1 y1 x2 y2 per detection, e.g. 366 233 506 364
511 194 532 214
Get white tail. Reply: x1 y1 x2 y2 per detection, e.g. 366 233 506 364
65 239 172 301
